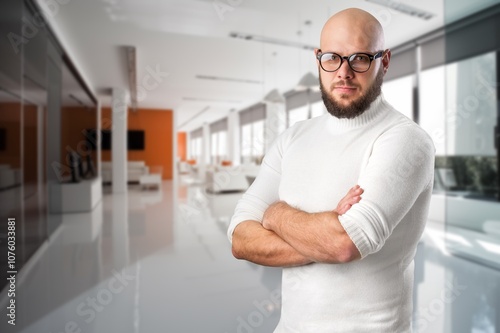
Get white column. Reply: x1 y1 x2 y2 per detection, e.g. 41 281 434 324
264 101 286 152
227 111 240 165
202 122 210 165
198 122 210 181
96 99 102 179
112 88 128 194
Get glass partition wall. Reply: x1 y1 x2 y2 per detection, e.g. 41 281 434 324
442 3 500 271
438 2 500 331
381 2 500 275
0 0 98 292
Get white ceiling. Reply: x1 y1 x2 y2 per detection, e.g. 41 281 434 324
37 0 448 131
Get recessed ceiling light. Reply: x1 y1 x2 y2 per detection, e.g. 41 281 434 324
195 75 262 85
229 32 316 50
183 97 242 104
365 0 435 20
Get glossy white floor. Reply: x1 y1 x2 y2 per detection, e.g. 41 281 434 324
0 179 499 333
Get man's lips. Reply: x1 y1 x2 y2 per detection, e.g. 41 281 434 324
333 86 357 94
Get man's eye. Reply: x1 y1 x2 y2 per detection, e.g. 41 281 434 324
353 55 368 62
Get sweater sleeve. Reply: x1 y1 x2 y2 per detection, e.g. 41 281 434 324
226 133 285 243
338 124 435 258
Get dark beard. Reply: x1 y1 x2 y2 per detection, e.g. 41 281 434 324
320 67 384 119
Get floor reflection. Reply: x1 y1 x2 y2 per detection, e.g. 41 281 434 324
415 222 500 333
0 179 498 333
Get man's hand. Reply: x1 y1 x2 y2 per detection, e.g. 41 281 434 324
262 185 364 231
262 201 288 231
334 185 364 215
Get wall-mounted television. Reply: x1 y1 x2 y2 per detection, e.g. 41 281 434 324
0 128 6 151
87 129 145 151
128 130 145 150
101 130 111 150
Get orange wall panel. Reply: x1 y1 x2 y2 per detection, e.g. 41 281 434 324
177 132 187 162
101 108 173 180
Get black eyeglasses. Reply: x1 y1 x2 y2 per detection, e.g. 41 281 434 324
316 50 384 73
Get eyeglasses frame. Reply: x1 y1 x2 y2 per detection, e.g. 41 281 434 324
316 50 386 73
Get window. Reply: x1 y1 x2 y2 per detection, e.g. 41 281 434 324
382 74 414 120
287 100 326 128
189 128 203 162
420 66 446 155
288 105 308 127
209 118 228 165
210 130 227 164
240 104 266 164
251 120 265 160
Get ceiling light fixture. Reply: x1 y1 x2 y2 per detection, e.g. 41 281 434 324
125 46 138 112
365 0 435 20
229 32 316 50
183 97 242 104
196 75 262 84
177 106 210 129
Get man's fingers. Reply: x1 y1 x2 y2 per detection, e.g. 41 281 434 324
335 186 364 215
349 185 363 195
349 195 361 204
336 204 351 215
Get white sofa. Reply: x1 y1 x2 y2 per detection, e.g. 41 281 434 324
101 161 149 183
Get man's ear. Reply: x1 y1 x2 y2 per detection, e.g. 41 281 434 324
314 48 321 66
382 49 391 74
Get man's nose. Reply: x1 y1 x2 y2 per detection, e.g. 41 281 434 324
337 59 354 80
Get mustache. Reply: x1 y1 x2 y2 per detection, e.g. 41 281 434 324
331 81 359 89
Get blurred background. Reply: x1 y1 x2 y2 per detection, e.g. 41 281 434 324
0 0 499 332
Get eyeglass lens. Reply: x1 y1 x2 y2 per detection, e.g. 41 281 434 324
320 53 372 72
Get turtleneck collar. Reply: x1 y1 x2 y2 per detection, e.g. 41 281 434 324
325 94 387 134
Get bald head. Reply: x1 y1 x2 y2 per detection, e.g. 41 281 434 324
320 8 385 53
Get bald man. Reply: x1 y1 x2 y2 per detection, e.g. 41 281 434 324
228 8 435 332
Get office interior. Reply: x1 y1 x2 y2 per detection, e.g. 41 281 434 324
0 0 499 332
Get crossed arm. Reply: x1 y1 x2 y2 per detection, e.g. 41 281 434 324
231 186 363 267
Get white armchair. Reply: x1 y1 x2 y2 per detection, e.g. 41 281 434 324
206 165 248 193
0 164 21 190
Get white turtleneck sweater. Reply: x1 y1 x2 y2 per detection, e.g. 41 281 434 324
228 95 435 332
